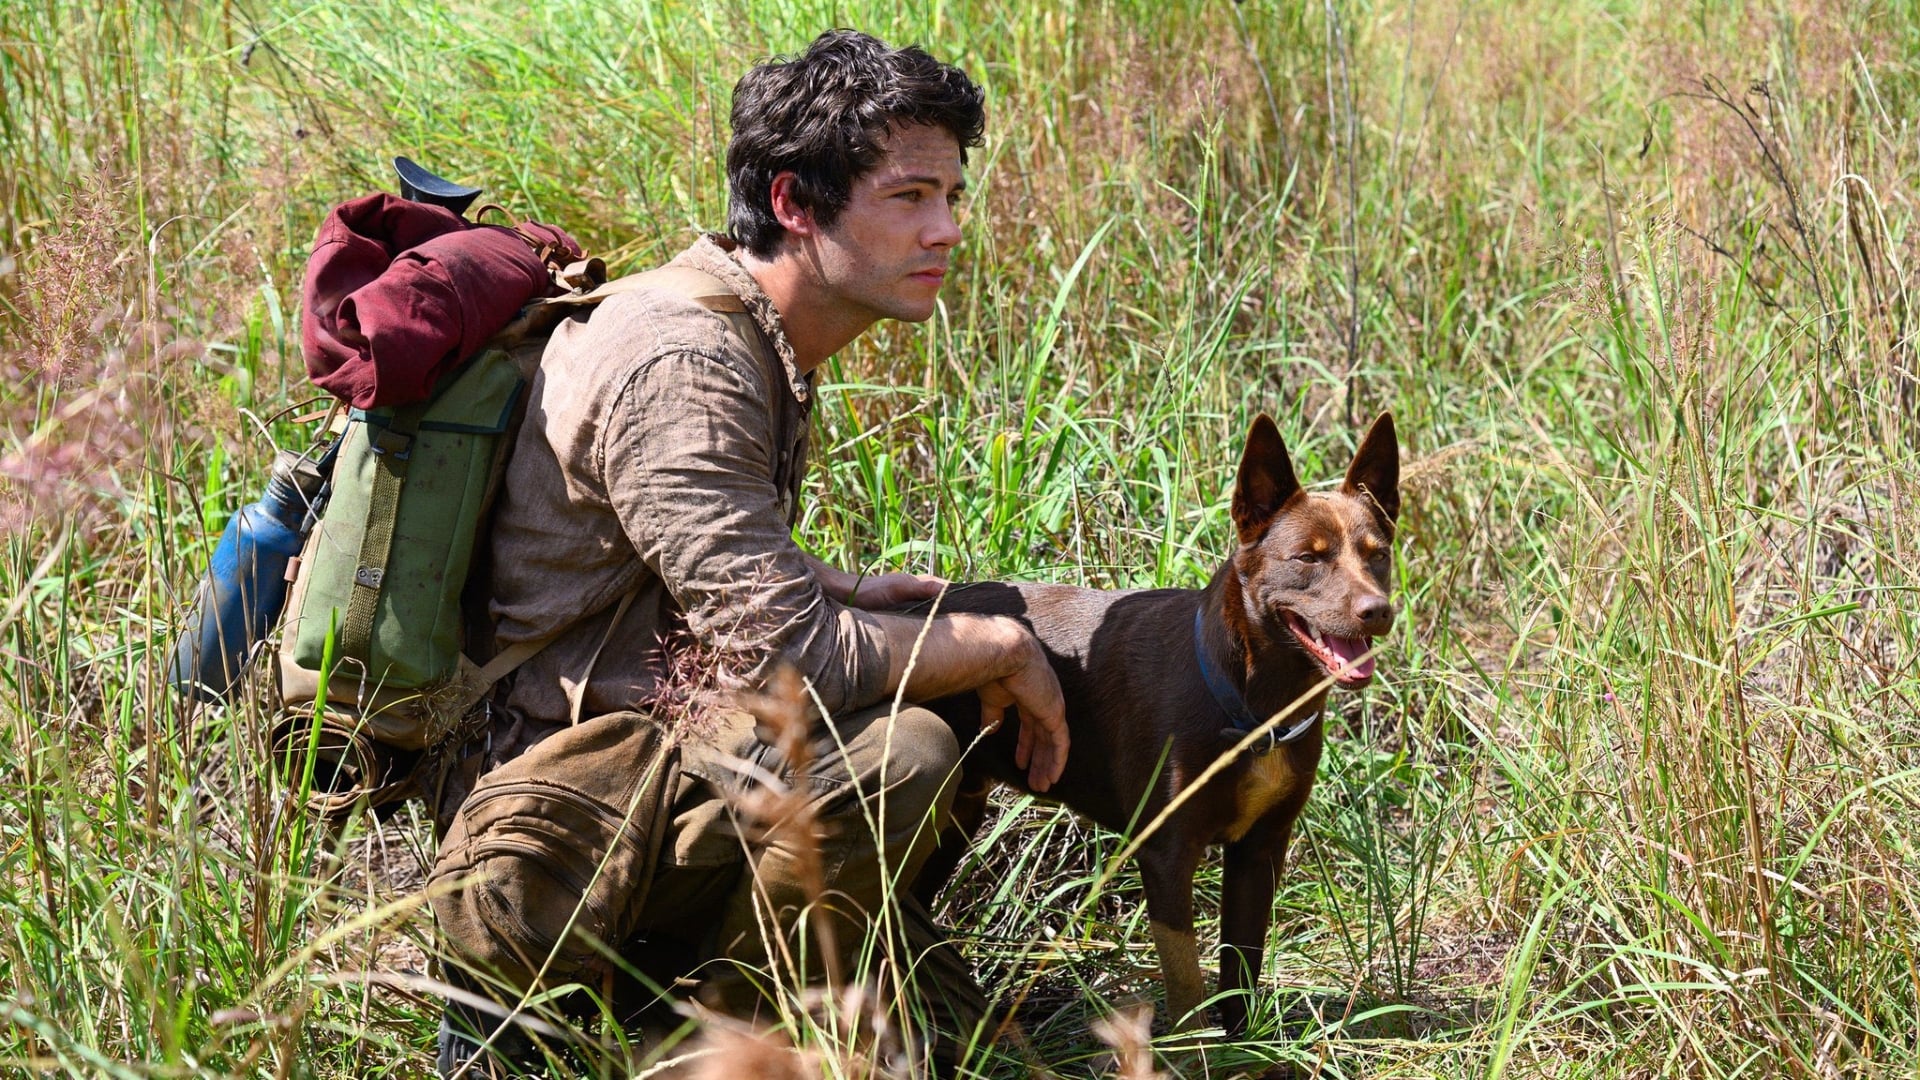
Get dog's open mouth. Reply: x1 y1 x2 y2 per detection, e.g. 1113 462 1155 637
1283 612 1376 687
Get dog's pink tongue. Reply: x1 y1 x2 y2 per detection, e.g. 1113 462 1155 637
1325 635 1376 680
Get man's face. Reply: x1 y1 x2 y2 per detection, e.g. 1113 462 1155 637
802 123 967 325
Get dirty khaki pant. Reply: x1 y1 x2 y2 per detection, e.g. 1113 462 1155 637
640 702 988 1058
436 699 990 1061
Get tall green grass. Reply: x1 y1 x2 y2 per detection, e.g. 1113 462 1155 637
3 0 1916 1076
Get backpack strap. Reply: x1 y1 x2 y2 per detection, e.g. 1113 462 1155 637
470 631 556 695
465 588 632 725
531 265 748 314
340 401 428 665
627 265 749 314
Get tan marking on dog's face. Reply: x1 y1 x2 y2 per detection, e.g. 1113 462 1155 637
1150 920 1207 1029
1244 493 1393 637
1223 750 1303 843
1233 487 1395 693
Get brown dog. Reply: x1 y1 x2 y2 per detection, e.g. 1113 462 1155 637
912 412 1399 1037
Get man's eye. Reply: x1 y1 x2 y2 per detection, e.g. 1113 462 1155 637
895 190 923 202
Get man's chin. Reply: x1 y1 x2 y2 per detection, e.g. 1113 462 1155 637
886 299 941 323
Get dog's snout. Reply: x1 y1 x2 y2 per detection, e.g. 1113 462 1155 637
1356 594 1394 632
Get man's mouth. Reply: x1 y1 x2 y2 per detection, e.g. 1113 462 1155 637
1283 612 1377 687
910 267 946 285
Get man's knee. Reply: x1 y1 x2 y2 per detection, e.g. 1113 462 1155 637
868 705 962 814
885 705 963 775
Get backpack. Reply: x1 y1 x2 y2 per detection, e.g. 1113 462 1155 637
267 262 760 821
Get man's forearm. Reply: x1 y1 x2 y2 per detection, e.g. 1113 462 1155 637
870 610 1030 703
867 608 1070 792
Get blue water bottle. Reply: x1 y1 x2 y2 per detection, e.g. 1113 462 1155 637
167 445 334 703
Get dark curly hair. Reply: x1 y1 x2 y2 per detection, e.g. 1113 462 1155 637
727 30 986 256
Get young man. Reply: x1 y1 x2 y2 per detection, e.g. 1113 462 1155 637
434 29 1067 1074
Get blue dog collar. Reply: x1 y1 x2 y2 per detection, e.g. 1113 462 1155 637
1193 608 1318 754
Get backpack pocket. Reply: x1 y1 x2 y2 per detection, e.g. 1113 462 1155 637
430 712 679 991
280 347 524 745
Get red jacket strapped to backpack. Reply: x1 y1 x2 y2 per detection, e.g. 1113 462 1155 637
300 192 584 409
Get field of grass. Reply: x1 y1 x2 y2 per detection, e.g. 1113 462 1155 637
3 0 1917 1076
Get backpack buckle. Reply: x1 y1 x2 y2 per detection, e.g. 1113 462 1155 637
372 428 413 460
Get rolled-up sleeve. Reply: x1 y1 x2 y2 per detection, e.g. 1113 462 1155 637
601 348 893 716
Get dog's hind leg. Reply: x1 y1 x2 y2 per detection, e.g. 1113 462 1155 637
1138 839 1207 1030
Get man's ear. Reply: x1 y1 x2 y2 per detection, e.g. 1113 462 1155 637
768 173 817 237
1232 413 1302 545
1342 412 1400 531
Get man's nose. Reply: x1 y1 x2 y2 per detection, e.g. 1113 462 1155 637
926 205 962 249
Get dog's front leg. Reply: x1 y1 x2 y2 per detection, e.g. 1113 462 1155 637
1138 840 1207 1029
1217 826 1291 1038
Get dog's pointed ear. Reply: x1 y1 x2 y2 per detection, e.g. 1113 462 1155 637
1232 413 1301 544
1342 412 1400 530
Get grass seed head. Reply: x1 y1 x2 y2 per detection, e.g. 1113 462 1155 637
1089 1003 1163 1080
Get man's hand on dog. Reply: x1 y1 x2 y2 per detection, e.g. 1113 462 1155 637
974 629 1069 792
846 571 948 610
805 555 948 611
872 600 1070 793
810 554 1070 790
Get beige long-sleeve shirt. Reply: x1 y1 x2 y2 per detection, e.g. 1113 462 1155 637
482 236 894 726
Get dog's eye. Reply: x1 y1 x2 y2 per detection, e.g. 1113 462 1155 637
1291 551 1323 564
